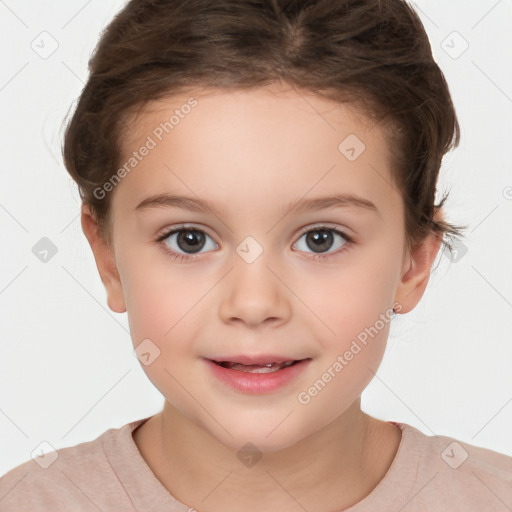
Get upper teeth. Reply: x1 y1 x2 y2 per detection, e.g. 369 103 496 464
220 360 295 372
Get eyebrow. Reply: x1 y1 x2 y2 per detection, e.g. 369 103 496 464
135 193 380 217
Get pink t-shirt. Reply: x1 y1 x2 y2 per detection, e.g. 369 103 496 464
1 417 511 511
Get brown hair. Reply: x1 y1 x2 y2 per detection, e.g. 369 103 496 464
62 0 466 255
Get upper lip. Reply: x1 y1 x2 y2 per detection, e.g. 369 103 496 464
207 355 308 365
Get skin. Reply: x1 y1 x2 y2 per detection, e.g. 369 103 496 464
81 82 443 512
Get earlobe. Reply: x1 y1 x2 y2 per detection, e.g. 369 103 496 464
394 230 443 314
80 204 126 314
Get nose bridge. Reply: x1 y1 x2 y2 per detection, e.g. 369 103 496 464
218 237 291 327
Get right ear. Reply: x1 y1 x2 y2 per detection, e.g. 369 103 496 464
80 203 126 313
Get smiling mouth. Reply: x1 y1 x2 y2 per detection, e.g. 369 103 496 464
211 360 301 373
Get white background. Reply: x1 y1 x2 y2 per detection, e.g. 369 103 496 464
1 0 511 476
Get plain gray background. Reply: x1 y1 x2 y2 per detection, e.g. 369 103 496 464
1 0 511 476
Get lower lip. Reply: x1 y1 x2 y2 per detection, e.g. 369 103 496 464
203 358 311 394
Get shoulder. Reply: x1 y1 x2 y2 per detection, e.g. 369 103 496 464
396 422 512 511
0 419 147 512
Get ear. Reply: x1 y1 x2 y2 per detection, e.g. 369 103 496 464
81 204 126 313
394 210 444 314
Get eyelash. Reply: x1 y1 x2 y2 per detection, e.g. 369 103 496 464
155 224 353 263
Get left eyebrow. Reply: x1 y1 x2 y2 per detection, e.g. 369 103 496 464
288 194 380 217
134 193 380 217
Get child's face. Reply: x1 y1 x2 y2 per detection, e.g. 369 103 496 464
85 83 437 451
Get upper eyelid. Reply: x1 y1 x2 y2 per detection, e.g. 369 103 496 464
156 224 217 242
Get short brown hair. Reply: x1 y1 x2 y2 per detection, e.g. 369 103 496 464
62 0 466 254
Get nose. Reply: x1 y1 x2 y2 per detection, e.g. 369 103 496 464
218 254 292 329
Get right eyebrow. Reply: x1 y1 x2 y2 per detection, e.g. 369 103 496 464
135 194 220 215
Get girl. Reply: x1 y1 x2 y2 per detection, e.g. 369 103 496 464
1 1 511 510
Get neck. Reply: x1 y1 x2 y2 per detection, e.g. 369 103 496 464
133 399 401 512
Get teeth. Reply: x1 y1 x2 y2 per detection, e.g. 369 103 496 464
221 361 296 373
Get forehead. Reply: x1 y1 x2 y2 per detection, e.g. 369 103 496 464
122 83 382 149
114 84 402 220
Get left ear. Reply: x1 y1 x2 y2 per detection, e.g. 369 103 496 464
394 210 444 314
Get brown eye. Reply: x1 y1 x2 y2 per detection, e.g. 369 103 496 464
304 229 335 253
157 227 218 258
174 230 206 253
293 226 351 259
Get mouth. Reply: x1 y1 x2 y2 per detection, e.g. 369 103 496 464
204 356 312 393
209 356 309 373
210 360 302 374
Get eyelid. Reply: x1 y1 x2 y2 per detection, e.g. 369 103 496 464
296 222 352 238
155 223 217 242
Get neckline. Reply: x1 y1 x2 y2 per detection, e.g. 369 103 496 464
106 417 420 511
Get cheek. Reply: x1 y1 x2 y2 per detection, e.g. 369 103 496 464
119 255 217 399
119 258 209 412
295 281 394 422
289 245 400 398
118 243 209 342
295 252 400 345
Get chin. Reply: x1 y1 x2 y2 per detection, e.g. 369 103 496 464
207 416 311 454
